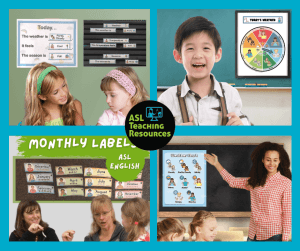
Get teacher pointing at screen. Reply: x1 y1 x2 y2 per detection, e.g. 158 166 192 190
204 142 291 241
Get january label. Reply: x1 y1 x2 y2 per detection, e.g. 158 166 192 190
85 178 112 187
84 167 111 178
58 188 84 197
55 166 83 175
24 163 52 173
56 177 83 186
85 188 112 198
26 173 53 183
115 190 143 199
28 185 54 194
115 181 143 189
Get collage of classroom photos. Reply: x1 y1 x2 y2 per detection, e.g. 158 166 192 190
7 7 294 245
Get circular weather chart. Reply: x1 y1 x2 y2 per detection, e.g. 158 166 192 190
240 26 285 72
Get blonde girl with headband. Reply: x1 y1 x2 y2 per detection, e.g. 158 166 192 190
97 67 149 125
24 62 84 125
121 198 150 241
157 218 186 241
189 210 217 241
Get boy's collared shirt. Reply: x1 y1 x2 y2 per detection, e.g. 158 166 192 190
158 74 250 125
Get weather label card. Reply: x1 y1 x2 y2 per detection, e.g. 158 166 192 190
162 150 207 207
17 19 77 67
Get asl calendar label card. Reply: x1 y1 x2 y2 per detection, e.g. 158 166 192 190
89 59 116 64
123 44 136 48
115 181 143 189
103 54 129 59
17 19 77 67
90 43 116 48
84 167 111 177
104 23 129 28
55 166 83 175
103 38 129 43
115 190 143 199
125 60 139 64
24 163 52 173
123 29 136 33
90 28 116 32
26 173 53 183
28 185 54 194
58 188 84 197
85 189 112 198
85 178 112 187
56 177 83 186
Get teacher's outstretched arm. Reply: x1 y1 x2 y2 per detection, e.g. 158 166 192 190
204 153 250 190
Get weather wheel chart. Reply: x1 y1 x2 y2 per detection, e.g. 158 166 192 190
241 27 285 72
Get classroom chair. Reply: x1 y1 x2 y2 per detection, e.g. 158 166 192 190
214 231 244 242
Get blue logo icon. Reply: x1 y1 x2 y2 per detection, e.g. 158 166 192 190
146 107 163 121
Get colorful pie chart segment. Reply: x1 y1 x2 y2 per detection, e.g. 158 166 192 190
240 26 285 72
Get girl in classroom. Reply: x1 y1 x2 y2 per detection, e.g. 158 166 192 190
97 67 149 125
204 142 291 241
157 218 186 241
23 62 84 125
121 198 150 241
188 210 217 241
9 200 59 241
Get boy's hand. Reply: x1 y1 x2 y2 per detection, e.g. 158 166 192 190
180 116 194 125
204 153 219 166
226 112 243 125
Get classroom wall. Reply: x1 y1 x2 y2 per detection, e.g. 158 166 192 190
157 136 291 233
158 89 291 125
9 9 150 125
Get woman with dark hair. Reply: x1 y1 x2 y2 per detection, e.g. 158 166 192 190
62 195 127 241
204 142 291 242
9 200 59 241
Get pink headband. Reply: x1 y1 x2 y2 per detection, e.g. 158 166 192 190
106 69 136 96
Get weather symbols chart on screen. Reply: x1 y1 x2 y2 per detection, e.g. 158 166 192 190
162 150 207 207
241 26 285 72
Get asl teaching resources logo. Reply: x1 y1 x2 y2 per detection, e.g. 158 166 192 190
125 101 175 151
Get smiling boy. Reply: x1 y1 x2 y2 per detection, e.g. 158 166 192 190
158 16 250 125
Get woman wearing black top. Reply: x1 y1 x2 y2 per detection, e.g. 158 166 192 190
9 200 59 241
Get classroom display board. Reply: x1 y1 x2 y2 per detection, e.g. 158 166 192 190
84 20 146 67
158 144 261 217
236 11 290 78
162 150 207 207
17 19 77 67
15 158 149 202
